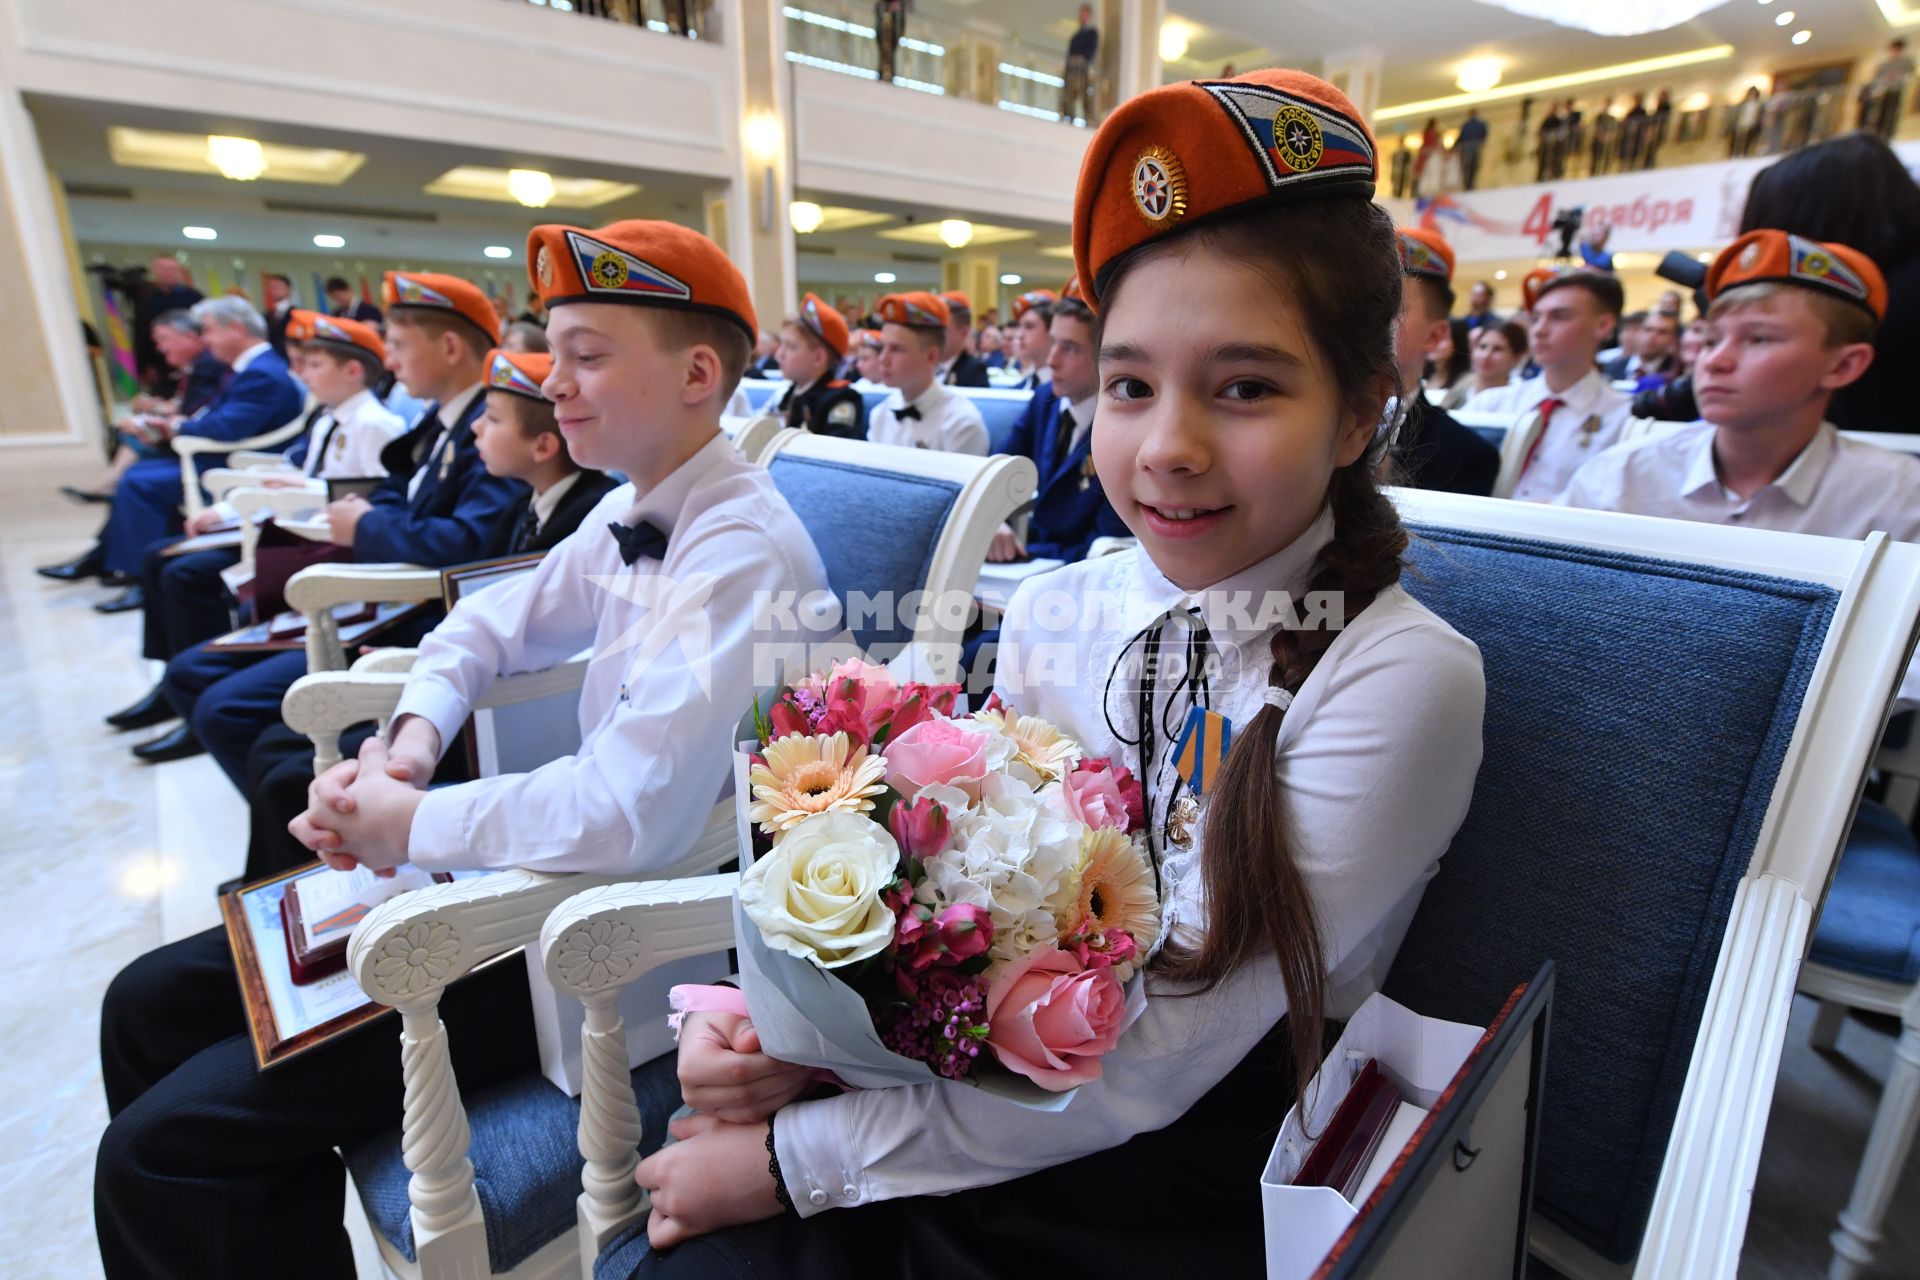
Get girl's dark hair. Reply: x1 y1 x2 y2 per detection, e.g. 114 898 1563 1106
1497 318 1530 358
1093 196 1409 1105
1740 131 1920 270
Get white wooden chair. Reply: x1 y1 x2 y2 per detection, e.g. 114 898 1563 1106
539 492 1920 1280
284 436 1036 1279
174 404 314 520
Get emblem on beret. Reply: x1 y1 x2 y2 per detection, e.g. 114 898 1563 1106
590 251 631 291
1738 241 1762 271
1131 145 1189 226
1273 105 1324 173
1789 235 1869 302
536 245 555 290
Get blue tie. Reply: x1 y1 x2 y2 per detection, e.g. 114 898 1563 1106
607 519 669 565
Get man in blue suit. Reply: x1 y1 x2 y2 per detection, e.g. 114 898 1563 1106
40 297 305 604
988 294 1124 565
141 272 524 783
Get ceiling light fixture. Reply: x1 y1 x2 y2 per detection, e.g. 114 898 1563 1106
790 200 825 233
483 245 514 259
313 233 345 249
206 135 266 181
1463 0 1732 37
1775 9 1794 23
1792 27 1811 41
1455 57 1506 94
181 226 217 241
938 219 975 249
1494 269 1508 279
1000 273 1023 285
874 271 897 284
1376 44 1735 119
744 113 783 161
507 168 557 209
1158 19 1191 62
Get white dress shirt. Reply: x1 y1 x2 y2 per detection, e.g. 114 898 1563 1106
527 470 581 539
299 388 408 478
868 381 988 455
406 383 484 501
773 510 1487 1214
393 431 834 874
1560 421 1920 708
1465 368 1631 504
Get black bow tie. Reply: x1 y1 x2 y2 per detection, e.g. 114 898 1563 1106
896 405 922 421
607 519 668 566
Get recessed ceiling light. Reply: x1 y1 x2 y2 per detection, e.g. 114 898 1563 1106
1000 273 1022 285
181 226 217 240
313 234 345 249
483 245 513 259
205 135 266 181
1775 9 1794 23
1377 44 1734 119
874 271 897 284
789 201 824 234
1792 27 1811 42
507 168 556 209
1456 57 1505 94
938 219 975 250
1494 269 1508 280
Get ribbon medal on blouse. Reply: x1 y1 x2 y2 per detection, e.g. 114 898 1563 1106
439 437 455 480
1171 704 1232 798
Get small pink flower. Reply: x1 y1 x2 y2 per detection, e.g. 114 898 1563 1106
885 719 990 800
896 902 993 975
1065 924 1139 972
888 795 953 862
1074 759 1144 834
985 945 1127 1091
1062 763 1130 831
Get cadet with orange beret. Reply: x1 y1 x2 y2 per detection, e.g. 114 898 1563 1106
1388 228 1499 496
281 309 408 480
773 291 868 439
868 290 989 453
1005 286 1057 390
475 346 617 554
936 289 992 387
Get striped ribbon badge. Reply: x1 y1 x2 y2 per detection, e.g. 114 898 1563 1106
1171 704 1233 797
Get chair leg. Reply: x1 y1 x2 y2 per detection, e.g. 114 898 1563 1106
1810 998 1849 1052
1826 996 1920 1280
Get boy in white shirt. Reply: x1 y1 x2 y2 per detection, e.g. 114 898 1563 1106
867 291 989 454
1464 268 1632 502
1006 288 1057 391
92 219 833 1278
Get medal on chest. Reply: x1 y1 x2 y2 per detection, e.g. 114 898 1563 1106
1577 414 1601 448
330 431 347 457
1079 453 1096 493
1166 791 1201 849
1171 704 1233 798
439 438 455 479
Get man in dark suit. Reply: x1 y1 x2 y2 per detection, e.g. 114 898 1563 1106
937 291 993 387
131 256 204 392
38 296 304 597
261 274 296 358
1392 228 1499 497
989 295 1125 564
149 273 522 786
324 275 382 326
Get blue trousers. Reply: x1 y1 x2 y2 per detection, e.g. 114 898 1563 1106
161 645 309 791
102 459 188 576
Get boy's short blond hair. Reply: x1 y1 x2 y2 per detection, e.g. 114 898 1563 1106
1707 282 1878 349
640 308 753 395
387 307 492 362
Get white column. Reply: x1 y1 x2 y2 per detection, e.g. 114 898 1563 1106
722 0 799 334
1321 46 1384 120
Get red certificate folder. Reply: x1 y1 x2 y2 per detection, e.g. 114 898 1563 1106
280 870 452 984
1293 1059 1406 1201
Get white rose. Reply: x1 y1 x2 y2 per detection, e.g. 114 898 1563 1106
739 811 899 969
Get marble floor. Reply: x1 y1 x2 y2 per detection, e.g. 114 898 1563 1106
0 443 1913 1278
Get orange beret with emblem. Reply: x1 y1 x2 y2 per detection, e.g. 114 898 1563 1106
1396 227 1455 283
1707 229 1886 322
289 309 386 362
877 291 950 331
1073 68 1377 306
484 348 553 402
382 271 500 345
796 291 850 357
525 219 757 341
939 290 972 315
856 328 883 350
1010 288 1057 321
1520 266 1561 313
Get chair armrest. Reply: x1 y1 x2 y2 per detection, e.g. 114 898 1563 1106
177 415 313 519
203 468 304 501
231 450 294 469
227 486 329 521
352 648 419 674
288 563 438 675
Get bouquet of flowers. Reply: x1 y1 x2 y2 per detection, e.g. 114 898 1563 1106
729 658 1157 1098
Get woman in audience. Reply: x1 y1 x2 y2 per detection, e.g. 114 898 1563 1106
1739 131 1920 433
1445 319 1526 410
619 68 1484 1278
1428 316 1472 404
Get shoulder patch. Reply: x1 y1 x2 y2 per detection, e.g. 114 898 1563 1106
826 400 859 426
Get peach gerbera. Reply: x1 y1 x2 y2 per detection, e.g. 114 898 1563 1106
1064 826 1161 962
748 732 889 838
974 706 1082 784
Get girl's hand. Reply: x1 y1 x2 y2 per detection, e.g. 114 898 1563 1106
677 1011 815 1124
635 1113 783 1249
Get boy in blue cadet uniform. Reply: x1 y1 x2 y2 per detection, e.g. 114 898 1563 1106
987 293 1126 564
141 270 523 781
38 295 304 592
1006 288 1056 390
774 292 868 439
937 291 993 387
90 219 831 1280
1389 228 1500 496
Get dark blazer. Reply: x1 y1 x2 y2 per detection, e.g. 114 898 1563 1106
356 392 527 568
334 299 384 325
177 348 305 465
1599 353 1633 381
266 303 294 359
1397 399 1500 497
780 375 868 440
497 470 619 555
943 352 992 388
1000 384 1127 563
178 351 230 416
279 404 331 472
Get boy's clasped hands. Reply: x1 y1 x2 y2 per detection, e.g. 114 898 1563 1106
288 716 443 876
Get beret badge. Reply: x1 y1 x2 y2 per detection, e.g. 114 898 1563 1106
1131 145 1189 226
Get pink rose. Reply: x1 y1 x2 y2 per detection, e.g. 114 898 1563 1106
885 719 990 800
985 946 1127 1091
1073 759 1144 834
888 795 953 863
895 902 994 976
1062 764 1130 832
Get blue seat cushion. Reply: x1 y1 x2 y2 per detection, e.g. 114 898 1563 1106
1387 525 1837 1264
1810 798 1920 984
343 1058 683 1272
1468 423 1507 449
975 395 1030 455
769 454 961 652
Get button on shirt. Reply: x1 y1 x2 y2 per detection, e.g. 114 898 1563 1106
300 388 408 479
771 512 1486 1214
407 383 484 501
1465 368 1631 503
868 382 988 455
392 431 834 874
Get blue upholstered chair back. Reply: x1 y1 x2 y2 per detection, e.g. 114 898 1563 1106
859 387 888 415
1468 423 1508 450
1386 525 1839 1265
736 379 782 412
974 394 1031 454
767 453 963 652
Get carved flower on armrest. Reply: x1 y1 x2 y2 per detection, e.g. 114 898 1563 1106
555 918 646 994
371 921 461 1000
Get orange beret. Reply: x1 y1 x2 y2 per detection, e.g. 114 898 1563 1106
856 328 884 349
940 290 972 314
877 291 950 331
797 292 850 357
1073 69 1376 305
382 272 500 345
289 309 386 362
485 348 553 401
1707 229 1886 322
1011 289 1057 321
1060 276 1085 302
525 219 757 341
1397 227 1455 284
1520 266 1561 313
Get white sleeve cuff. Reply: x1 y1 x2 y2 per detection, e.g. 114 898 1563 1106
406 785 469 873
391 679 470 764
773 1097 870 1219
